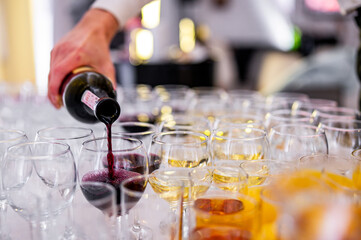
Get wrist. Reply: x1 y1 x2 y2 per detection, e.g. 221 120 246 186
79 8 119 43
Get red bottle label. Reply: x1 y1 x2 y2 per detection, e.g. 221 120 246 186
81 90 100 110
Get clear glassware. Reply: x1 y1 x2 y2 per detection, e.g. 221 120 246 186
259 172 331 240
214 113 265 130
296 98 338 112
75 181 118 240
188 87 229 123
187 166 257 240
109 122 157 150
268 124 328 162
35 126 95 162
0 129 28 239
318 119 361 156
352 148 361 161
211 126 270 162
312 106 361 125
299 154 361 201
2 142 76 240
157 114 211 135
278 193 361 240
264 109 314 131
78 136 149 234
149 131 210 169
35 126 95 239
153 85 196 123
117 85 157 125
121 174 184 240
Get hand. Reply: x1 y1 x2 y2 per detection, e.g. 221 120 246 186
48 9 119 108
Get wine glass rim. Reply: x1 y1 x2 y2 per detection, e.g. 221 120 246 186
270 124 325 137
351 148 361 159
82 136 144 153
267 109 311 118
318 119 361 131
111 121 156 136
0 129 27 143
212 127 266 141
6 141 71 159
36 126 94 140
152 131 208 146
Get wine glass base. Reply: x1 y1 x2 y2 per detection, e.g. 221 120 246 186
128 225 152 240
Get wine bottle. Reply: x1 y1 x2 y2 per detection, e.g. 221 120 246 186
60 66 121 124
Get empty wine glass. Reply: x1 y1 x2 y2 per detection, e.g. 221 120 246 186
211 126 270 163
108 122 157 150
318 119 361 156
35 126 95 239
35 126 95 163
0 129 28 239
268 124 328 162
158 114 211 136
2 142 76 240
214 113 265 130
117 86 157 125
264 109 315 130
312 106 361 125
149 131 210 169
153 85 196 123
188 87 229 123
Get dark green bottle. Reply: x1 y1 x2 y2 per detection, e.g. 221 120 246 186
60 66 120 124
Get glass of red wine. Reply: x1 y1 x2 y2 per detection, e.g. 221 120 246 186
77 181 118 239
0 129 28 240
2 141 76 240
78 136 149 234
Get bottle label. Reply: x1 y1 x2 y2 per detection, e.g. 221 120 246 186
81 90 99 111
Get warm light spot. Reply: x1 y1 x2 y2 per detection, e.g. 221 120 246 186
179 18 195 53
141 0 161 29
135 29 154 61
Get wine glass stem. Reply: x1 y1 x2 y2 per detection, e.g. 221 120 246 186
30 221 51 240
63 206 75 239
0 199 9 237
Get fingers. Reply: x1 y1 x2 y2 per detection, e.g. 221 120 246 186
99 63 117 89
48 52 81 108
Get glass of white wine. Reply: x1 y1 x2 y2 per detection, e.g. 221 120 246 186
149 131 210 169
211 126 270 163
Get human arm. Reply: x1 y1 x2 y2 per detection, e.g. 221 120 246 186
48 0 153 108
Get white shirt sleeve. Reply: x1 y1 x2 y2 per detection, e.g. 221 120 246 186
91 0 153 28
338 0 361 14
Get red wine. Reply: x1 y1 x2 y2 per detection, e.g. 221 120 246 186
81 168 145 214
102 153 160 174
60 66 120 124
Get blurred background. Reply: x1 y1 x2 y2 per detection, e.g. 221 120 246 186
0 0 360 107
